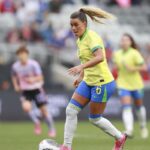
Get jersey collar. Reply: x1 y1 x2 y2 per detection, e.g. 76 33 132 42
79 28 88 41
122 47 132 53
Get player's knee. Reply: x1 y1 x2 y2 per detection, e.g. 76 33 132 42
41 109 48 118
22 102 32 113
122 104 132 110
135 104 144 110
66 103 79 118
122 104 133 116
23 106 31 113
89 115 101 126
134 100 143 109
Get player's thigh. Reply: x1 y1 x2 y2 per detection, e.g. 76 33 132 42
90 81 116 115
118 89 132 105
90 102 106 115
131 90 144 107
39 105 48 117
134 99 143 107
70 81 91 108
121 96 132 105
21 100 32 112
91 81 116 103
71 92 89 107
34 89 47 109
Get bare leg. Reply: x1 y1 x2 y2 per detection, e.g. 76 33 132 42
22 100 41 134
89 102 123 139
22 101 40 124
40 105 55 130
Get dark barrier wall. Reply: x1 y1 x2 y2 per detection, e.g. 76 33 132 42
0 89 150 121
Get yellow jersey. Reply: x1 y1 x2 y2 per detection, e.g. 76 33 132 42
113 48 144 90
77 28 114 86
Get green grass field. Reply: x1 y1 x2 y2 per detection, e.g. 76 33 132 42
0 121 149 150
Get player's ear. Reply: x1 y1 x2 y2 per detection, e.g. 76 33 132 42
83 21 87 28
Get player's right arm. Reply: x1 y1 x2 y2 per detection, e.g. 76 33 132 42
12 76 21 92
73 70 84 87
124 51 148 72
11 66 21 92
124 63 147 72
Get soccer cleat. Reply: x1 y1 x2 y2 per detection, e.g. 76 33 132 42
34 123 42 135
59 145 72 150
112 134 127 150
48 129 56 138
141 127 149 139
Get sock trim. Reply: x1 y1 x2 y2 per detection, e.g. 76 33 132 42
69 103 82 111
135 104 143 109
122 104 132 109
89 114 101 119
70 99 83 109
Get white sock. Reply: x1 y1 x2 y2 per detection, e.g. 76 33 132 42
89 117 123 140
64 103 80 148
136 106 147 128
28 111 40 124
122 107 134 133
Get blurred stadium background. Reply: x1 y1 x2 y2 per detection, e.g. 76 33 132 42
0 0 150 150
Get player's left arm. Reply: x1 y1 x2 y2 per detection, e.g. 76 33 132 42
68 33 104 76
125 63 147 72
33 63 44 82
83 49 104 68
68 49 104 76
125 51 148 72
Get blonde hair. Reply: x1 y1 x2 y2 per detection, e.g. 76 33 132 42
81 6 116 23
70 6 116 24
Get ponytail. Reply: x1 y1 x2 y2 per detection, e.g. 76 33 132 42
80 6 116 23
70 6 116 24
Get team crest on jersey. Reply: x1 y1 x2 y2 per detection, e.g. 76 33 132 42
96 87 101 94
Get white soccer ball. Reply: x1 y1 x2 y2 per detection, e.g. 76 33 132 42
39 139 60 150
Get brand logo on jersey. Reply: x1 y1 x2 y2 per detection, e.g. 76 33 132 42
96 87 101 94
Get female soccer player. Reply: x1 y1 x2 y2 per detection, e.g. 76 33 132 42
113 33 149 138
11 46 56 137
60 6 127 150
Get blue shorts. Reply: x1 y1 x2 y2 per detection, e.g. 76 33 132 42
75 80 116 103
118 89 144 100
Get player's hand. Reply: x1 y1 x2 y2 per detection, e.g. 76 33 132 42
14 86 21 92
124 64 135 72
25 77 35 84
73 78 82 88
68 65 84 76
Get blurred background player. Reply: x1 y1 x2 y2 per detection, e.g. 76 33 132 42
11 45 56 137
113 33 149 138
60 6 127 150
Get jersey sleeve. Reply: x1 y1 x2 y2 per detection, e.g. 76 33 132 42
89 32 103 52
133 51 144 65
33 61 42 75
